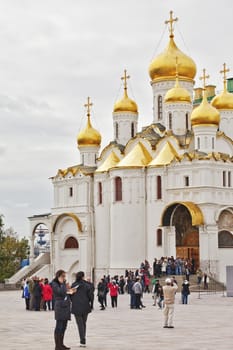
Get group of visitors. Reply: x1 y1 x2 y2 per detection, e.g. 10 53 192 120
22 276 53 311
152 256 195 278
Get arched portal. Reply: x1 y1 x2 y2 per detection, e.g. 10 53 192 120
32 223 50 257
217 207 233 248
161 202 204 269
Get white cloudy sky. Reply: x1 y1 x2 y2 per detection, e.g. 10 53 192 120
0 0 232 236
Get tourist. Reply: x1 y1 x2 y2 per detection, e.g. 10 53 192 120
42 278 53 311
163 277 178 328
144 274 150 293
108 279 119 308
97 278 106 310
181 280 190 304
119 275 125 294
28 277 35 310
71 271 93 348
157 282 164 309
203 273 209 289
132 276 142 309
128 277 136 309
52 269 74 350
196 268 203 285
23 279 30 310
33 277 42 311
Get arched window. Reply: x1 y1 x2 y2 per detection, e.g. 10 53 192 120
185 113 189 130
197 137 200 150
157 175 162 199
64 237 79 249
115 177 122 201
98 182 102 204
158 95 163 120
157 229 162 246
168 113 172 129
212 137 215 150
131 122 135 137
115 122 119 139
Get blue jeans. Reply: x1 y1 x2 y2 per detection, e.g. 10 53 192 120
182 294 188 304
55 320 68 334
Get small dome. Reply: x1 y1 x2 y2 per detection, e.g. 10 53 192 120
113 91 138 114
148 37 196 82
211 90 233 110
164 79 191 103
77 116 101 147
191 92 220 126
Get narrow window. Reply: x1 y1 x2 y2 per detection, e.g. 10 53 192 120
168 113 172 130
185 113 189 130
157 175 162 199
212 137 215 150
131 122 135 138
115 122 119 139
184 176 189 187
197 137 200 150
157 229 162 246
98 182 102 204
69 187 73 197
82 154 84 164
223 171 226 187
228 171 231 187
158 95 163 120
115 177 122 201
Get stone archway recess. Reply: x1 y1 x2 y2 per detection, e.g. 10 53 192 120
161 202 204 269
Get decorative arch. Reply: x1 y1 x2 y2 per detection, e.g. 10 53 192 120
64 236 79 249
52 213 83 233
161 202 204 227
32 222 49 235
218 230 233 248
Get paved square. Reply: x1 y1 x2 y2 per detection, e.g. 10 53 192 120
0 291 232 350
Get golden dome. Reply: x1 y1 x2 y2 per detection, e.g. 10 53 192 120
211 90 233 110
77 115 101 147
191 91 220 126
148 36 196 82
211 63 233 110
164 77 191 103
113 90 138 114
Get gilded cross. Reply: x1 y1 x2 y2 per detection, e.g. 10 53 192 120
200 69 209 89
84 96 93 116
121 69 130 91
165 11 178 37
220 63 230 91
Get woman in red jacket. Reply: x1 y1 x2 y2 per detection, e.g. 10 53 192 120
108 280 119 308
43 278 53 311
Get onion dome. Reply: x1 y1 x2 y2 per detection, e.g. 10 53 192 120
164 66 191 103
211 63 233 110
191 90 220 126
113 69 138 114
77 97 101 147
148 11 196 82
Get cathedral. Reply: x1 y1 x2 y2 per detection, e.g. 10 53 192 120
27 12 233 284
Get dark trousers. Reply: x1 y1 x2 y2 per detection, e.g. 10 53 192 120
75 314 88 344
111 296 117 308
43 300 51 311
135 294 141 309
25 298 30 310
55 320 68 334
34 296 41 311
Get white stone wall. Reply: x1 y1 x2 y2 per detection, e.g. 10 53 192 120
113 112 138 145
164 102 192 135
219 110 233 140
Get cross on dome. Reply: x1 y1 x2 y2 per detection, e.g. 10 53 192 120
200 69 209 90
84 96 93 117
165 10 178 38
121 69 130 93
220 63 230 91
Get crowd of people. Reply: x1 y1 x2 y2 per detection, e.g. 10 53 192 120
21 257 210 348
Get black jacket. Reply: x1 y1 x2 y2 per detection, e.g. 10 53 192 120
71 280 93 316
52 280 71 321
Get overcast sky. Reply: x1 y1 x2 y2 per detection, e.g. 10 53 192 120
0 0 233 237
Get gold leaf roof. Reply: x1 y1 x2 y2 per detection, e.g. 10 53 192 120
115 142 152 168
191 91 220 126
148 141 180 167
77 115 101 147
95 151 120 173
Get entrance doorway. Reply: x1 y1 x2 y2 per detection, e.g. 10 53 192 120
161 202 203 271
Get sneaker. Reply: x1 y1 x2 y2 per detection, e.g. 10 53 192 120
163 325 169 328
168 326 174 328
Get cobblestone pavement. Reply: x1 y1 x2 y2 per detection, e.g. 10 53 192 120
0 290 232 350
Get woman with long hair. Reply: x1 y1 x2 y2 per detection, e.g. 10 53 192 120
52 270 75 350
